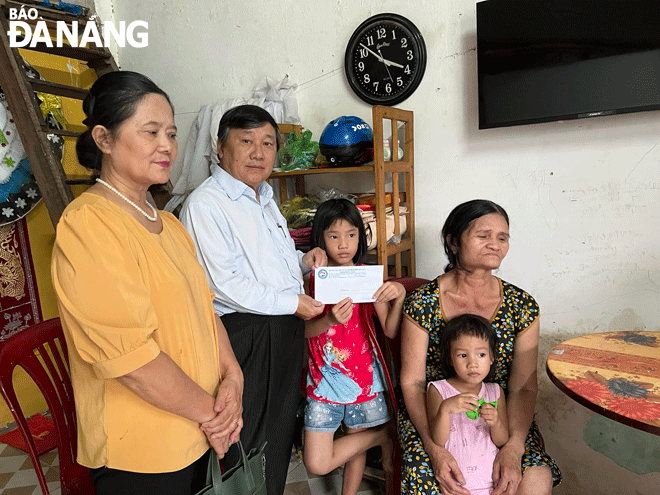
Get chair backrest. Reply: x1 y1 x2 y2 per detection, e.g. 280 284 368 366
376 277 430 495
381 277 430 376
0 318 94 495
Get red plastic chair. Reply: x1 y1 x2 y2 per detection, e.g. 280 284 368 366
0 318 95 494
377 277 430 495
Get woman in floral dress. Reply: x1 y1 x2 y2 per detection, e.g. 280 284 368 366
398 200 561 495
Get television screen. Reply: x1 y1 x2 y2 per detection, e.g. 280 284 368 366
477 0 660 129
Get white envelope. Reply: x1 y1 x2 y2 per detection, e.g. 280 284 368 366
314 265 384 304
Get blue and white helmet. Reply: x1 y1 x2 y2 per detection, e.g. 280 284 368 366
319 116 374 165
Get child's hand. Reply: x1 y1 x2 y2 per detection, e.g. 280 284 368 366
440 393 481 415
373 281 406 304
478 403 498 426
328 297 353 325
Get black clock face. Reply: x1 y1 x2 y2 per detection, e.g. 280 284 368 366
345 13 427 106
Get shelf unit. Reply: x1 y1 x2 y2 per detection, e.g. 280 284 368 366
270 106 415 278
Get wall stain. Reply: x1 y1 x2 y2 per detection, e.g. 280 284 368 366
608 308 645 332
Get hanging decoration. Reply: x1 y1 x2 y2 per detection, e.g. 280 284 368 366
0 218 42 341
0 56 65 226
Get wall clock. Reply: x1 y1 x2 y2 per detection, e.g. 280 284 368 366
345 13 427 106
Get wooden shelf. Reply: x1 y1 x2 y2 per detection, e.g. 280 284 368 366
271 106 415 277
270 163 375 178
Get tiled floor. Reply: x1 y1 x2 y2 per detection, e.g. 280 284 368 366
0 439 382 495
285 448 383 495
0 442 60 495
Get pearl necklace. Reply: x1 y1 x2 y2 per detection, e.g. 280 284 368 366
96 179 158 222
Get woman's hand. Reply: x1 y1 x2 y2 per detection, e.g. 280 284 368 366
373 281 405 304
426 441 471 495
328 297 353 325
491 442 524 495
206 430 233 459
200 375 243 444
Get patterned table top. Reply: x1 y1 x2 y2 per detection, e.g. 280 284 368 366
546 331 660 435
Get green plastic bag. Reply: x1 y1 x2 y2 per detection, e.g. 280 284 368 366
278 130 319 171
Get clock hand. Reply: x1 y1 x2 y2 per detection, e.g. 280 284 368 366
359 43 406 70
360 43 405 69
360 43 385 62
378 48 394 82
381 58 404 69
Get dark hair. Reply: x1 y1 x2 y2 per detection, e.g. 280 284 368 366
440 314 498 381
217 104 281 150
310 199 367 264
76 71 173 171
441 199 509 273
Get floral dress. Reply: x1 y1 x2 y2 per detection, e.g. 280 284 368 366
397 277 562 494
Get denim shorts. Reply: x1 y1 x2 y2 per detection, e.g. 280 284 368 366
304 393 390 433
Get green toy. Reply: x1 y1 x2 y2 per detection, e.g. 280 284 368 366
465 398 497 420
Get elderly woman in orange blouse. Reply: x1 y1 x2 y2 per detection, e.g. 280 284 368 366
51 71 243 495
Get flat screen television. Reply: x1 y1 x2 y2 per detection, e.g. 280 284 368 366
476 0 660 129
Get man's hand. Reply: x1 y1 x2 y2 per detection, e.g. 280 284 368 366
302 247 327 272
295 294 324 320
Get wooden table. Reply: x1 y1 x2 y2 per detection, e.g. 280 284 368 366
546 331 660 435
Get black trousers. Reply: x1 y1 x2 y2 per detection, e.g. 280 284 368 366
221 313 305 495
90 450 210 495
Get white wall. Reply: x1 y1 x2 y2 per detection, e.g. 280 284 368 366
98 1 660 493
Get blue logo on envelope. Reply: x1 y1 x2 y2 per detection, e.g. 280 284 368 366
317 269 328 279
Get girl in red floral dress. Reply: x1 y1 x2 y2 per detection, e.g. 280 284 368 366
302 199 405 495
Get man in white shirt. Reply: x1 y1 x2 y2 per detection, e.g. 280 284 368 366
180 105 325 495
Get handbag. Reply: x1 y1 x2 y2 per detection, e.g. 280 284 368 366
195 441 267 495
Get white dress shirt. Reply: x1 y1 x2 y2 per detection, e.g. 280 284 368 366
180 165 305 317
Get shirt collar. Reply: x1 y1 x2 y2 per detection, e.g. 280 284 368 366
212 165 274 203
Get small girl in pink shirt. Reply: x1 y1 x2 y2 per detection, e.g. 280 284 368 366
426 314 509 495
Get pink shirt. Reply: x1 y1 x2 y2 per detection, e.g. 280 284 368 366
429 380 501 494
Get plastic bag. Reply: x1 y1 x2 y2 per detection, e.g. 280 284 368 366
278 130 319 171
280 196 320 229
313 187 357 203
